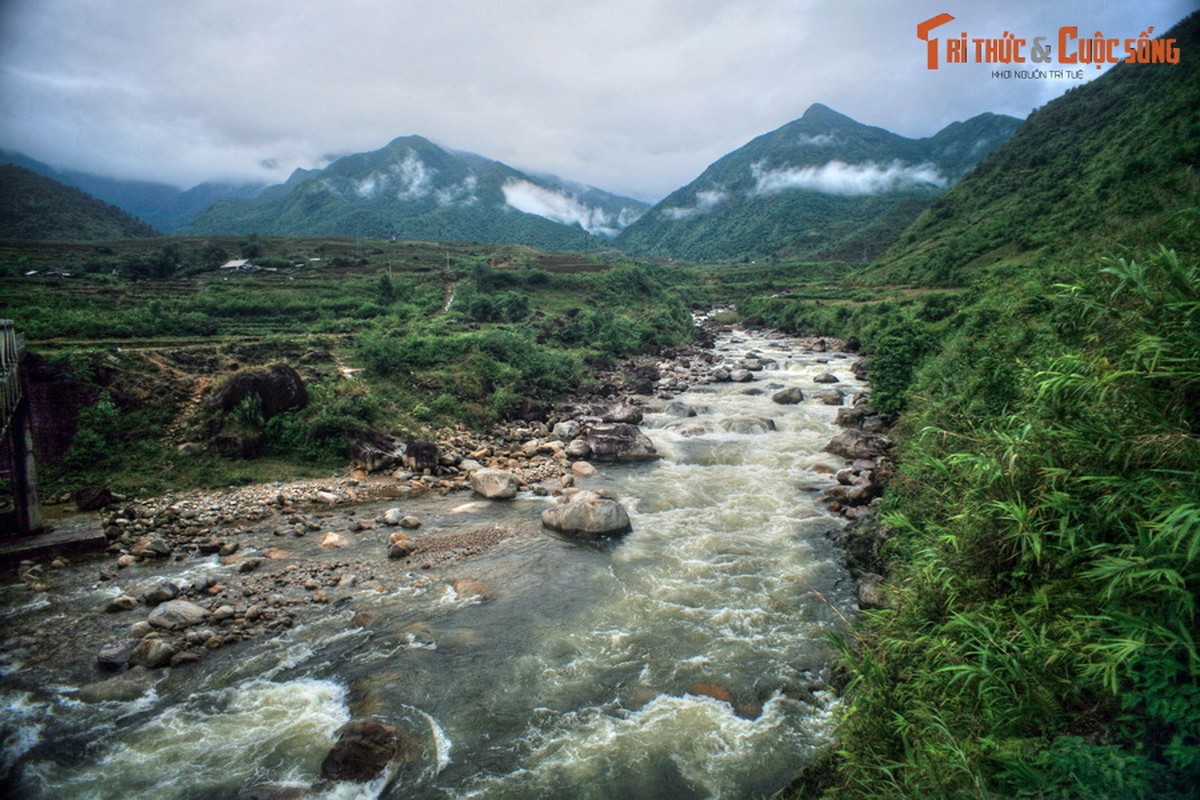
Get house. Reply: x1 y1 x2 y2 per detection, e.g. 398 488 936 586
220 258 254 271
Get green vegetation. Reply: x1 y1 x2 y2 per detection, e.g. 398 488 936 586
5 237 693 495
780 13 1200 798
0 164 159 241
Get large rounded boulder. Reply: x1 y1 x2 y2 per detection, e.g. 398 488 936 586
541 490 632 537
470 468 519 500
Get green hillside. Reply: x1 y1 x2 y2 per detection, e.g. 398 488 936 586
0 164 159 241
616 104 1020 262
771 12 1200 800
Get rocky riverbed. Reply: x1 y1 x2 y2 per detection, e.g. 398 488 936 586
3 316 894 798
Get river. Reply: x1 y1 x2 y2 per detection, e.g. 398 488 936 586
1 327 864 799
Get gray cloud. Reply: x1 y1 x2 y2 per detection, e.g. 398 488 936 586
0 0 1194 201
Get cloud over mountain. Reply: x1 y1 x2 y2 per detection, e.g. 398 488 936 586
501 179 641 236
750 159 946 197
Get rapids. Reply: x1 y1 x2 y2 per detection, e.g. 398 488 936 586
0 327 864 799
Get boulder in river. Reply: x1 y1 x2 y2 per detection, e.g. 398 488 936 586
141 581 180 606
584 424 659 462
320 719 417 784
813 372 840 384
600 399 644 424
147 599 209 631
129 638 177 669
387 531 415 559
815 388 845 406
541 490 633 537
771 387 805 405
824 428 892 460
96 639 139 671
471 468 519 499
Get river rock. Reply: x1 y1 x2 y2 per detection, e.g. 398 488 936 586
584 424 658 462
813 371 840 384
551 420 582 441
720 417 776 435
816 388 845 406
857 573 886 609
403 440 440 471
141 581 180 606
541 490 632 537
601 400 643 424
387 531 415 559
565 438 591 459
74 485 114 511
320 720 417 783
147 599 209 631
664 401 698 418
824 428 892 460
771 387 805 405
320 532 346 548
835 404 870 428
383 508 404 526
349 430 405 473
96 639 139 671
452 579 492 600
399 515 421 529
238 556 265 573
104 594 138 613
471 468 519 499
728 369 753 383
129 638 177 669
571 461 597 478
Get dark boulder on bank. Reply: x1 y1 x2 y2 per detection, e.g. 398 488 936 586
210 363 308 419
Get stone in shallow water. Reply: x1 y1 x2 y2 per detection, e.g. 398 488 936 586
541 490 632 537
319 720 417 783
147 599 209 631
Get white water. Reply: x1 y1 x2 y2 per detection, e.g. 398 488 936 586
1 328 863 799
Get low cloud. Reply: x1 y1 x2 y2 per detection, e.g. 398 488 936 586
751 159 946 197
660 188 727 220
796 133 836 147
436 174 478 207
501 179 637 237
393 151 435 199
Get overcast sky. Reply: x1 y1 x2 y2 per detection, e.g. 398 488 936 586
1 0 1194 201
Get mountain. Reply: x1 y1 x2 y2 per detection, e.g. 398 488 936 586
0 151 264 233
184 136 649 250
865 11 1200 285
0 164 159 240
614 104 1021 262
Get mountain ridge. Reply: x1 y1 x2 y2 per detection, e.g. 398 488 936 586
615 104 1022 262
184 136 650 251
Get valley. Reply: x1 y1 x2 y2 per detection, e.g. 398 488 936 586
1 9 1198 799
